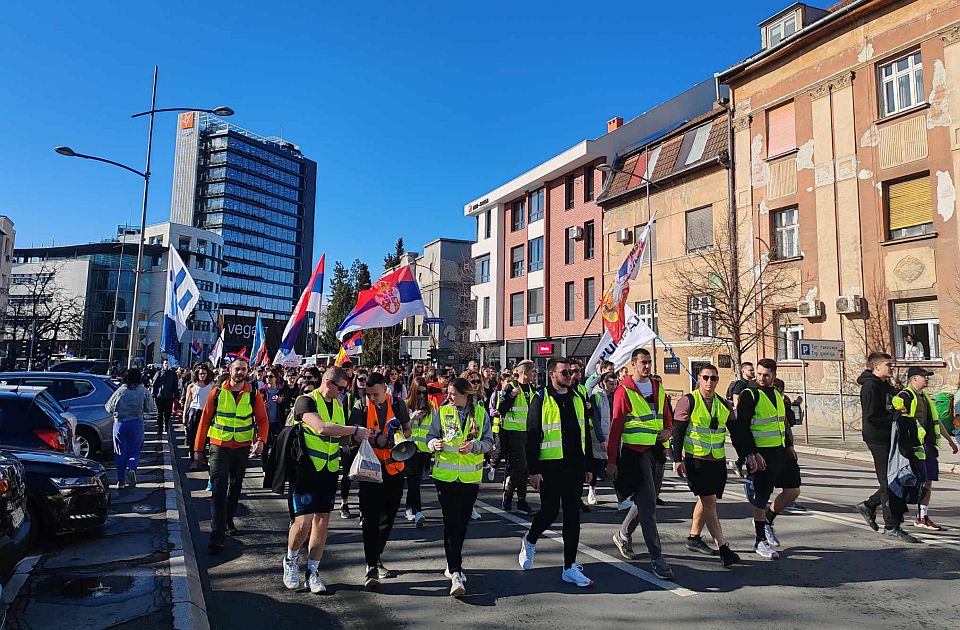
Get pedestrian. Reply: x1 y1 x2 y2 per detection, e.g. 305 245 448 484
497 360 538 513
725 361 755 406
587 371 617 506
285 368 301 401
671 364 740 567
339 368 368 519
428 377 494 596
151 359 180 435
183 363 215 466
351 372 413 589
387 366 409 400
192 358 269 554
518 358 594 587
105 368 157 489
728 358 801 560
426 368 452 410
892 367 958 531
282 367 370 593
403 375 434 527
606 348 674 580
261 368 289 467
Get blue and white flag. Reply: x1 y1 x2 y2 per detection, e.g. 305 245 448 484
160 245 199 366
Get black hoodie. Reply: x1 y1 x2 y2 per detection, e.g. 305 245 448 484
857 370 897 446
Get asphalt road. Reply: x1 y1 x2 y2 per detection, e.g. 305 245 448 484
176 446 960 630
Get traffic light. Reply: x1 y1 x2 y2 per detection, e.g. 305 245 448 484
427 347 438 363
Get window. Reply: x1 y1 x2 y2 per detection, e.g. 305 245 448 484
566 227 577 264
776 311 804 360
565 175 576 210
886 174 933 240
584 165 595 202
892 299 940 361
484 209 491 239
685 206 713 253
510 245 525 278
482 296 490 329
772 207 800 259
687 294 715 339
677 123 713 166
565 282 576 321
510 292 524 327
475 255 490 284
584 277 595 319
583 221 595 260
528 188 545 223
879 51 924 117
511 200 526 231
527 288 544 324
767 101 796 157
527 237 544 272
766 12 797 48
634 300 659 334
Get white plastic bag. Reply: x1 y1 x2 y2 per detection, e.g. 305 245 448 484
349 439 383 483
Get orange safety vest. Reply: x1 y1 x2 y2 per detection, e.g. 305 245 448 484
366 396 404 475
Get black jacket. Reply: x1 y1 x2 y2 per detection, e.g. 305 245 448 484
263 423 307 494
857 370 897 446
151 369 180 400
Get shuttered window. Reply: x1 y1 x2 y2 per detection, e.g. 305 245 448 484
887 175 933 239
894 299 939 321
685 206 713 253
767 102 796 157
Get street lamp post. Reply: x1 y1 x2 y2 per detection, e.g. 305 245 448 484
55 65 233 368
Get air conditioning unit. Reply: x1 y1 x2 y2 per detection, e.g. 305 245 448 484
615 228 633 244
571 226 584 241
835 295 862 315
797 300 823 319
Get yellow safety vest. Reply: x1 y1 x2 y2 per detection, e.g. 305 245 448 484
208 386 255 443
539 389 586 460
503 382 532 432
299 390 345 473
409 404 432 453
744 388 786 449
432 404 486 484
892 387 935 459
622 385 665 446
683 390 729 459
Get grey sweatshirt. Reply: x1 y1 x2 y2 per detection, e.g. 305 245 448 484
106 384 158 422
426 404 495 455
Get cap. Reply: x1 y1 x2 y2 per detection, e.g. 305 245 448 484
906 366 934 378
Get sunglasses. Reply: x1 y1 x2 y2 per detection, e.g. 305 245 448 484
469 379 481 385
357 377 367 382
557 369 573 377
303 377 317 383
329 381 349 391
701 375 719 382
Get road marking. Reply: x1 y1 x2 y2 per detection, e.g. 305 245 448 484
474 500 697 597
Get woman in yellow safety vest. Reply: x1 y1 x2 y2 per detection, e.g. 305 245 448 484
402 376 434 527
426 377 494 597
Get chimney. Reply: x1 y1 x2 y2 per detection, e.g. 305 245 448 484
607 117 624 133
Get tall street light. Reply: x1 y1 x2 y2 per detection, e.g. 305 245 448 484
55 65 233 367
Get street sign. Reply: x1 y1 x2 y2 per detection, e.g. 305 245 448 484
798 339 845 362
424 317 445 325
536 343 554 356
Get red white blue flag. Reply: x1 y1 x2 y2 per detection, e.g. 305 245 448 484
337 265 426 340
275 255 325 365
250 311 267 366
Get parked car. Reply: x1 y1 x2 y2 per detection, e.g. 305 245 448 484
3 447 108 537
0 389 72 454
0 450 30 581
48 359 111 375
0 373 117 458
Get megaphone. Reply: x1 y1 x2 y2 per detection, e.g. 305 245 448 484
391 436 419 463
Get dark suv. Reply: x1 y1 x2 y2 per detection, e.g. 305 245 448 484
0 449 30 579
48 359 111 375
0 389 72 454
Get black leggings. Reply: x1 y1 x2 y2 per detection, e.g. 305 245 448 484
436 480 479 573
358 471 405 567
404 452 431 513
340 446 358 505
527 465 583 568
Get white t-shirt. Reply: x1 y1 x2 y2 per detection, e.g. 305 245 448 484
633 378 654 398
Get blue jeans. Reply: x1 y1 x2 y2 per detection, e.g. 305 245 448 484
114 418 144 483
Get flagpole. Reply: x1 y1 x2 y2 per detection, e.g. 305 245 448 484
645 144 657 375
569 297 604 359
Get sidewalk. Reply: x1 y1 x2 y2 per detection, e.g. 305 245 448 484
794 423 960 476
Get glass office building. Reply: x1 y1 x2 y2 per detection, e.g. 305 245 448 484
170 112 316 322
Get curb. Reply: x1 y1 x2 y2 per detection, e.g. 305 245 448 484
794 443 960 476
162 436 210 630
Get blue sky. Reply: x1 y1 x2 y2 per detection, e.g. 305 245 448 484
0 1 785 273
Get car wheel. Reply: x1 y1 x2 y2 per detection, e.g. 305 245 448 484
74 428 100 459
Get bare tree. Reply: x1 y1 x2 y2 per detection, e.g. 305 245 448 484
5 262 84 367
445 254 478 366
662 215 804 370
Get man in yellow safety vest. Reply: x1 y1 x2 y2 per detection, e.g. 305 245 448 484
496 359 538 513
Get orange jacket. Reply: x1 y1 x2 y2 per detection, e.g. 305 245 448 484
194 381 269 452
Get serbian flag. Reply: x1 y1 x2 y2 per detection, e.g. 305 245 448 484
190 340 202 357
227 347 248 362
250 311 267 366
601 213 655 344
275 255 325 365
337 265 426 340
334 331 363 365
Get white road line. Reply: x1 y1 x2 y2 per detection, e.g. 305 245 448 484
474 500 697 597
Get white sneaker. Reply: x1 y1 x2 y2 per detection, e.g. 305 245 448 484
306 568 326 593
282 557 300 589
764 522 781 548
404 508 415 522
444 568 467 582
471 509 481 520
414 512 425 528
617 499 634 512
518 534 536 570
586 487 598 506
449 571 466 597
755 540 780 560
561 563 594 587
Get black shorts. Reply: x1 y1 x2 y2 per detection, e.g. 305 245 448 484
747 447 801 508
288 470 338 518
684 457 727 498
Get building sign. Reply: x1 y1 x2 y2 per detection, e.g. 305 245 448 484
798 339 845 362
223 314 292 356
718 354 732 368
663 358 681 374
536 343 554 356
179 112 194 129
